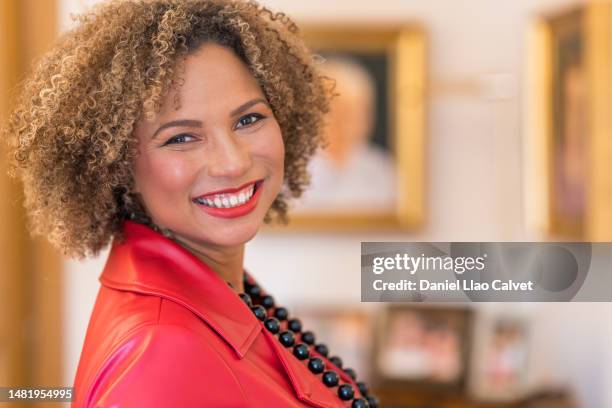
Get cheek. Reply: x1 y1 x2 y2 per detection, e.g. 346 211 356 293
271 136 285 170
260 123 285 171
133 152 196 201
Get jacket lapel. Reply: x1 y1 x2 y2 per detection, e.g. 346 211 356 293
100 221 261 359
102 221 357 407
264 330 344 408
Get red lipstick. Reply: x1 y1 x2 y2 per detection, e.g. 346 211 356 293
192 179 264 219
197 179 259 198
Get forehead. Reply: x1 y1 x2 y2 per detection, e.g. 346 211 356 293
156 42 264 117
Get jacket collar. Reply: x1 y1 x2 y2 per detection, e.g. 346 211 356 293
99 220 261 359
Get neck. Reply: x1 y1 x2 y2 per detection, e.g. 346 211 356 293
172 235 246 293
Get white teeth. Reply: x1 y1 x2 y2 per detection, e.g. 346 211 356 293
195 182 260 209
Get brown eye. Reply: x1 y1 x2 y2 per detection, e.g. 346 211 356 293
235 113 265 129
163 133 196 146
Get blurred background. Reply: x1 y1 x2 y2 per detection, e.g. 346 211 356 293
2 0 612 407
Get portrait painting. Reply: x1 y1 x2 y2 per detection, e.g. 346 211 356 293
527 4 612 240
282 26 426 230
550 8 588 237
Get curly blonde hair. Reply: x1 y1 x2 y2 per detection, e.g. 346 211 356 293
2 0 332 258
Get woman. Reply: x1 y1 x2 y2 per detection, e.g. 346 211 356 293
3 0 378 407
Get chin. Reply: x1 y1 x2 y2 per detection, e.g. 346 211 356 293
180 216 262 248
207 226 260 247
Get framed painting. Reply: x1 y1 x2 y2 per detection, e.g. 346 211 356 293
283 25 426 231
525 4 612 240
371 304 474 393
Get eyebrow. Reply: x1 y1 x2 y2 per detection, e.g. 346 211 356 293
151 97 270 139
230 97 269 116
151 119 202 139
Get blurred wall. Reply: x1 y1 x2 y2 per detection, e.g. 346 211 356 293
58 1 612 407
1 0 62 394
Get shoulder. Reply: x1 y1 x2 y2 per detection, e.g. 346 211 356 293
78 323 248 408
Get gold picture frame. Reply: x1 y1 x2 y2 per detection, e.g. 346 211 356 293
526 3 612 240
279 25 426 231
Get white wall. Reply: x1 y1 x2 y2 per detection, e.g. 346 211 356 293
60 1 612 407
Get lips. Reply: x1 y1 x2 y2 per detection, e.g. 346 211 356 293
192 179 264 219
196 179 260 199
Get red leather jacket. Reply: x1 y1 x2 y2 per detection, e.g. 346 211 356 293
72 220 363 407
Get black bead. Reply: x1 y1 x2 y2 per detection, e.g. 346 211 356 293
352 398 369 408
338 384 355 401
260 295 275 309
278 330 295 347
242 273 250 283
247 284 261 298
307 357 325 374
292 343 310 360
264 317 280 334
366 395 379 408
251 305 267 321
322 370 339 387
329 356 343 369
344 367 357 380
288 318 302 333
357 381 368 397
301 330 315 345
238 293 252 307
314 343 329 357
273 307 289 321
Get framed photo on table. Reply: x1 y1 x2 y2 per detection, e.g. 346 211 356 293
525 4 612 240
372 304 474 392
469 317 530 402
283 25 426 231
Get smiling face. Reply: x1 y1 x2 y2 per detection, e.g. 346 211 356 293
132 42 284 250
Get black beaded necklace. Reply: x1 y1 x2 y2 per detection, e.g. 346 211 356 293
233 274 378 408
127 214 378 407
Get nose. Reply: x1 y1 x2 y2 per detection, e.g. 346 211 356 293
207 131 252 179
